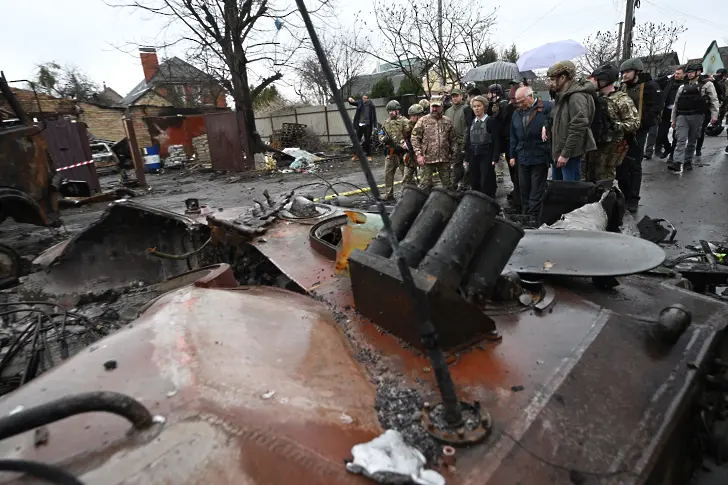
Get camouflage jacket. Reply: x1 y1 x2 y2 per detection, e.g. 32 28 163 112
411 114 456 164
603 90 640 144
379 114 409 147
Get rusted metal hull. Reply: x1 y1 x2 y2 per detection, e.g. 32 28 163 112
24 200 209 296
2 209 727 484
0 286 381 484
0 125 58 226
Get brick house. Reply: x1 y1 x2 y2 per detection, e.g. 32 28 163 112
119 48 227 109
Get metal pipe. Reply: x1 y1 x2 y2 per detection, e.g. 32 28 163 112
294 0 462 425
367 185 429 257
0 391 155 441
396 188 458 267
0 460 84 485
464 217 525 300
419 191 499 289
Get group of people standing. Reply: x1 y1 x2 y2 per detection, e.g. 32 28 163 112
357 56 727 217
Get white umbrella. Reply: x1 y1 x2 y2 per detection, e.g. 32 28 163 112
516 40 586 72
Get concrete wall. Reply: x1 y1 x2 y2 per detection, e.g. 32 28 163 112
254 98 391 144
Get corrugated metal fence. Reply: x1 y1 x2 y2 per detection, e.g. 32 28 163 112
255 98 392 144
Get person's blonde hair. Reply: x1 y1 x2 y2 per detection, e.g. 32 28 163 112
470 95 488 108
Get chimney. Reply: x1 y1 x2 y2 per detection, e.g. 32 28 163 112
139 47 159 83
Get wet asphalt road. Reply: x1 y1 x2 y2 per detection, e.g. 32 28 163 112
639 135 728 245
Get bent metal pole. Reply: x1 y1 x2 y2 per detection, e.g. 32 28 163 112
293 0 462 424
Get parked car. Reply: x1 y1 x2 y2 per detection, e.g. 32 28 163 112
90 142 120 174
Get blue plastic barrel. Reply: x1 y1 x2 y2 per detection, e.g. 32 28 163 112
142 146 160 156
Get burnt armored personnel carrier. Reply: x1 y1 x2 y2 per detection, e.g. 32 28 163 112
0 187 724 485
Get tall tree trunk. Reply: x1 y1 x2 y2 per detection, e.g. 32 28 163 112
229 58 265 154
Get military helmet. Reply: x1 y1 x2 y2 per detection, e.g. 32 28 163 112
488 84 504 97
717 68 727 75
419 98 430 109
619 58 644 73
592 64 619 85
686 63 702 73
408 104 424 116
385 100 401 111
547 60 577 78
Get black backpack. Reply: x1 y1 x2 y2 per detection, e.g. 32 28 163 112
590 93 611 145
564 88 610 145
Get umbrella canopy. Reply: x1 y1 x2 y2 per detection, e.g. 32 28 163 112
516 40 586 72
462 61 535 83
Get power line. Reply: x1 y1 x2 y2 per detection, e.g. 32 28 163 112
642 0 723 30
512 0 569 40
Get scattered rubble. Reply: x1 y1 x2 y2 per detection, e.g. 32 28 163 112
374 379 439 463
192 134 211 165
165 144 188 168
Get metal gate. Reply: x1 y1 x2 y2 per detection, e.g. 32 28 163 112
42 119 100 192
204 112 253 172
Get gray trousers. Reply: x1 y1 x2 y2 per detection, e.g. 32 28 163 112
673 114 704 165
644 124 658 157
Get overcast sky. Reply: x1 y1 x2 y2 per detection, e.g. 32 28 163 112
3 0 725 100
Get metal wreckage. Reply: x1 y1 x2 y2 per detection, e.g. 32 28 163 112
2 14 728 485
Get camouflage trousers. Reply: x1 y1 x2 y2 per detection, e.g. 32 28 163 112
451 149 470 190
581 141 626 182
383 154 403 199
418 162 452 191
383 154 418 198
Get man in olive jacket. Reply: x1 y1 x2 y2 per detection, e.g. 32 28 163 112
546 60 597 181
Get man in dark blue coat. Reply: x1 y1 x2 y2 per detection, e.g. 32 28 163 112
347 94 377 161
509 86 552 218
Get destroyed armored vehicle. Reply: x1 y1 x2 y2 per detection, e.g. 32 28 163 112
0 183 726 485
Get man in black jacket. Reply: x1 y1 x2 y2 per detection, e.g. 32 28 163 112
347 94 377 161
659 66 685 160
645 71 671 160
618 57 662 213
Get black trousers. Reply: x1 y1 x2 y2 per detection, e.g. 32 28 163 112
502 142 520 207
695 113 711 153
617 127 648 204
470 144 497 199
357 124 372 156
656 109 673 154
518 163 548 217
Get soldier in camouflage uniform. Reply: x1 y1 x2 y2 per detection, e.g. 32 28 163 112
379 100 410 200
400 104 425 187
583 64 640 182
411 96 456 191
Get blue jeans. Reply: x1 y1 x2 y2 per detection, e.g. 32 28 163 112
552 157 582 181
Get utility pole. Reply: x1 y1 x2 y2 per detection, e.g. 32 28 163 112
438 0 445 88
616 21 624 63
622 0 635 61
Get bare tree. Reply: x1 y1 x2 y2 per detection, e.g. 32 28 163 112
110 0 332 153
30 62 100 103
295 31 367 104
356 0 497 96
632 22 687 76
575 30 620 75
